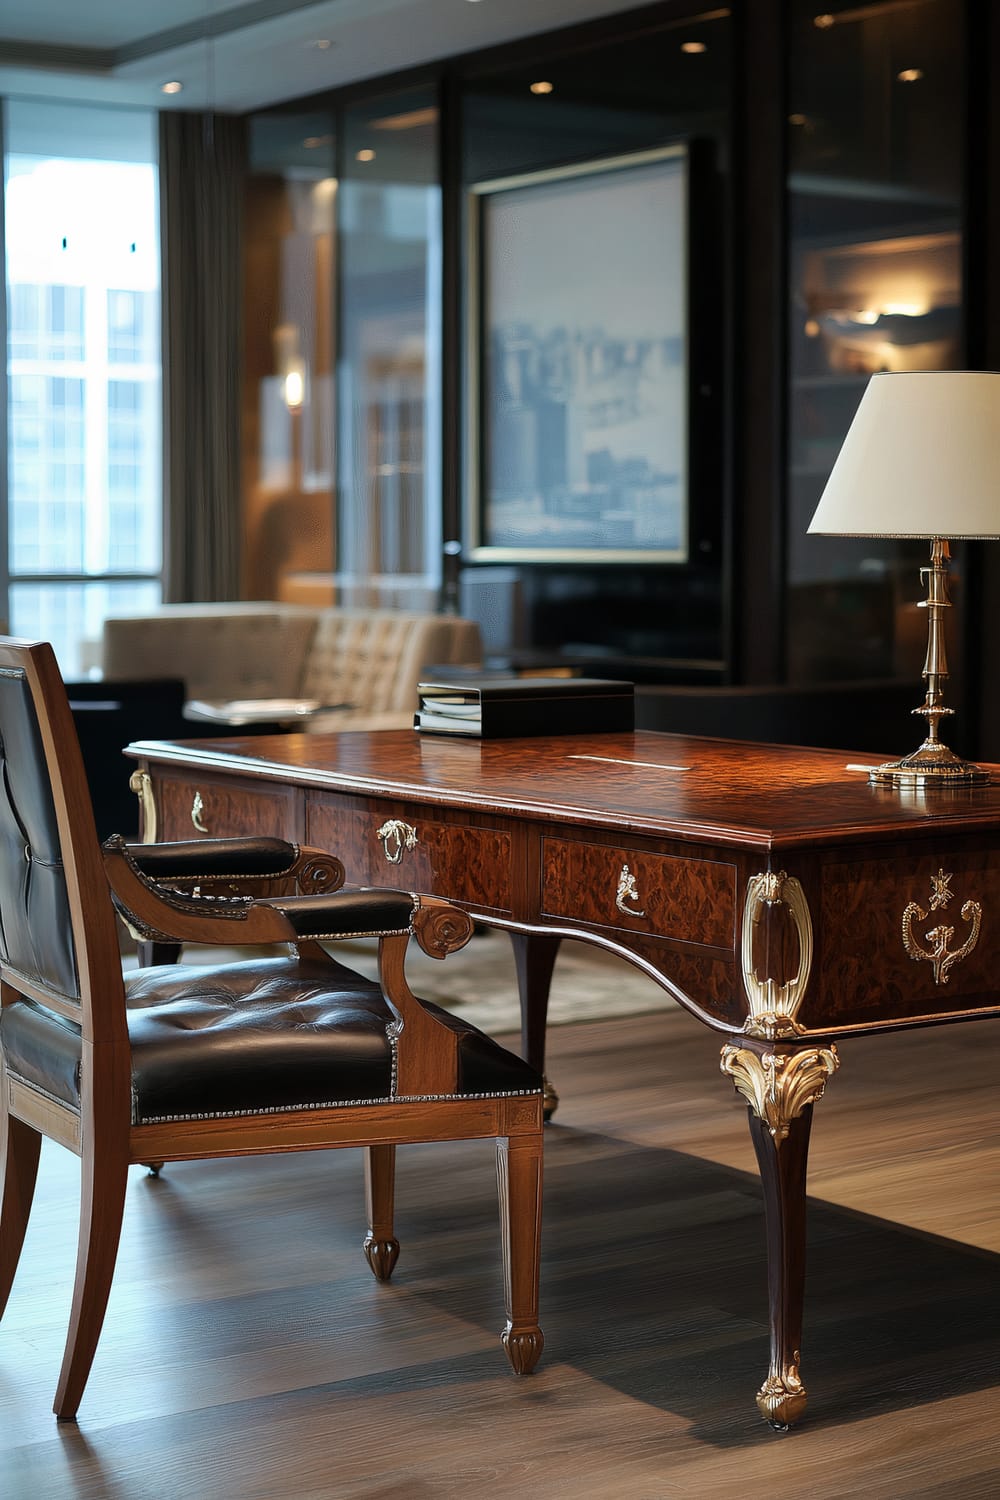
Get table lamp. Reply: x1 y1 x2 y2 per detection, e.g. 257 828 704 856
808 370 1000 787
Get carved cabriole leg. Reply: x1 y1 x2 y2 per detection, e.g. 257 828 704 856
363 1143 399 1281
496 1133 544 1375
509 932 561 1120
0 1067 42 1318
721 1041 840 1429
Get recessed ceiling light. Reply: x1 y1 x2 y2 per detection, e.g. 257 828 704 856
161 81 183 95
788 112 808 126
814 13 835 28
529 81 554 95
897 67 924 82
356 149 376 163
681 41 707 54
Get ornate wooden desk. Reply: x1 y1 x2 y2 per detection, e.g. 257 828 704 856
125 728 1000 1427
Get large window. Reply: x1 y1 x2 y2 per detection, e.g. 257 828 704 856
3 101 162 674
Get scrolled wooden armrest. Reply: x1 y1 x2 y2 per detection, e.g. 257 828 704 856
104 836 470 960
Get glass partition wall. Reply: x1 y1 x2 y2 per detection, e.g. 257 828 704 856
785 0 965 687
242 113 337 602
242 87 441 610
336 87 441 609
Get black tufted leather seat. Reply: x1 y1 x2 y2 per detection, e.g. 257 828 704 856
3 953 540 1124
0 637 545 1421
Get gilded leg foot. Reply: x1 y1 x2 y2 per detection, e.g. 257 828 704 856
542 1076 559 1122
756 1360 808 1429
363 1233 400 1281
721 1040 838 1432
501 1323 544 1375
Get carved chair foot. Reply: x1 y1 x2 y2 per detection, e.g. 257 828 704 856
143 1162 164 1177
363 1234 400 1281
501 1324 544 1375
756 1367 808 1429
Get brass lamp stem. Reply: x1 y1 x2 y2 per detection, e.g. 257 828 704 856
916 537 952 747
869 537 990 787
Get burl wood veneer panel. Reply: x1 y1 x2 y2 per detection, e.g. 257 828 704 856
541 836 737 951
307 796 513 915
812 846 1000 1027
154 773 299 842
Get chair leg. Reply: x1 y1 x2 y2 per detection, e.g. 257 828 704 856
363 1143 399 1281
496 1133 544 1375
0 1081 42 1319
53 1144 129 1421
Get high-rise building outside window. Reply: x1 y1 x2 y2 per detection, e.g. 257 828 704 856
3 101 162 674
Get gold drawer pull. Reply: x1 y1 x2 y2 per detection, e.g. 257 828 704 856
615 863 646 918
191 791 209 835
902 868 982 986
377 819 418 864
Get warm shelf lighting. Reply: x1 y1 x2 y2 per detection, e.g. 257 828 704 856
356 148 376 163
681 41 707 54
161 81 183 95
372 107 439 132
529 81 554 95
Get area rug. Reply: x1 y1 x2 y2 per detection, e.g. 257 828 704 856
327 929 673 1035
129 930 672 1035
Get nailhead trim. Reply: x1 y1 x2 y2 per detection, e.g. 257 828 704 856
132 1085 542 1125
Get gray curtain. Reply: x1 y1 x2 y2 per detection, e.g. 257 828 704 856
159 111 245 602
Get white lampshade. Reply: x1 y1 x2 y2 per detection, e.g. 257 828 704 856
807 370 1000 540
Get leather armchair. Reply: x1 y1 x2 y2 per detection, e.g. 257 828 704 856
0 637 544 1421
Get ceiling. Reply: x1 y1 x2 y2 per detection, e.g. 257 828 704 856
0 0 647 115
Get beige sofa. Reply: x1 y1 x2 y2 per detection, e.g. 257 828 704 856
99 603 482 730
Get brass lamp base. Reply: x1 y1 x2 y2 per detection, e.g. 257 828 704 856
869 738 991 788
870 537 992 790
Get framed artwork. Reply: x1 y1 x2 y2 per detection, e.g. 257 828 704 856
466 144 690 563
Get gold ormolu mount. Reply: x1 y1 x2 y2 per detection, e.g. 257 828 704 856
870 538 990 787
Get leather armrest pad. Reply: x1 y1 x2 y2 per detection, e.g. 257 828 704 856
123 837 301 879
261 887 415 939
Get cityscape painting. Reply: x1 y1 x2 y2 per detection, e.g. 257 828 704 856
468 145 689 563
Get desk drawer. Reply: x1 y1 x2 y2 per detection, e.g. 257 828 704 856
542 836 736 951
152 772 298 843
307 796 512 915
813 847 1000 1026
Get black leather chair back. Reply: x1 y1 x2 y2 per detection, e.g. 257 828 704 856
0 663 79 1003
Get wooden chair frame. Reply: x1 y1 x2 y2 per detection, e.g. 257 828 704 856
0 638 543 1419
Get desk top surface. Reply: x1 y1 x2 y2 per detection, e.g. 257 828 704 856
127 729 1000 852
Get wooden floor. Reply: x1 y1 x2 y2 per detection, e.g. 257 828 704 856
2 1001 998 1498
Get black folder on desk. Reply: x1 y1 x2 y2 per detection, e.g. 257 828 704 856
415 677 634 738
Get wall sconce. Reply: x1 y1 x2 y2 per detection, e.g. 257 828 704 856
283 360 305 410
274 323 306 409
